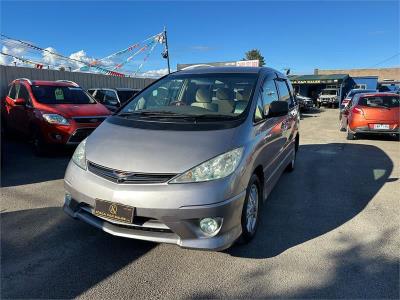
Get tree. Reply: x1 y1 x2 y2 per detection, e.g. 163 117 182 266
244 49 265 66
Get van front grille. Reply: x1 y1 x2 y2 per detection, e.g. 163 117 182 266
87 161 177 184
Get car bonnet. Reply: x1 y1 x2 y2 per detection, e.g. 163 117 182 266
85 119 238 174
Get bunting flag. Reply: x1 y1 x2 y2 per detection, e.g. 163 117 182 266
134 41 158 76
1 30 166 77
95 32 164 71
97 31 164 63
111 39 157 71
1 51 45 68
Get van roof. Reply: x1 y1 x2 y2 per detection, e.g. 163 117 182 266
175 66 272 75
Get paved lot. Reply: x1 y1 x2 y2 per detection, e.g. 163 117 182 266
1 108 399 299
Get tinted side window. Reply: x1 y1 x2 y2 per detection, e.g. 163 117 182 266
262 79 279 107
276 80 293 107
18 85 31 105
8 84 16 99
254 97 264 123
103 90 119 106
14 84 21 100
94 90 105 102
254 78 279 122
286 80 296 106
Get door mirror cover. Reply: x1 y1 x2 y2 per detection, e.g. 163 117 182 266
14 98 26 105
266 100 289 117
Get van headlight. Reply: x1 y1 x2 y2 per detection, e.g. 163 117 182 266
170 147 243 183
72 138 87 170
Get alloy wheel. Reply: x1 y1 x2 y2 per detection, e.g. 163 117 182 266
246 184 259 234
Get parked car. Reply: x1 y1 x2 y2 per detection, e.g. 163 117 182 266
317 88 339 108
341 92 399 139
296 94 314 111
1 79 111 154
339 89 377 120
63 67 300 251
88 88 141 111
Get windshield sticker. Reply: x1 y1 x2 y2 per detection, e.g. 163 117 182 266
55 88 64 100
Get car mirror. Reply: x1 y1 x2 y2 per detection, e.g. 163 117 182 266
266 101 289 117
14 98 26 105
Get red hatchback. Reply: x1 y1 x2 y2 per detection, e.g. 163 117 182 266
341 92 400 140
2 78 111 154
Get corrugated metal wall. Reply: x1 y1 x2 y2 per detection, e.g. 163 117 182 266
0 65 156 97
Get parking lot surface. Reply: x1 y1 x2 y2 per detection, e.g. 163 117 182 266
1 108 399 299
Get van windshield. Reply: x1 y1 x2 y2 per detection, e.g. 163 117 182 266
32 85 96 104
119 73 258 120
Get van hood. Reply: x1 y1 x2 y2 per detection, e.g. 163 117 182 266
85 120 238 174
41 103 110 118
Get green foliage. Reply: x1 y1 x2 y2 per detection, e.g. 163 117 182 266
244 49 265 66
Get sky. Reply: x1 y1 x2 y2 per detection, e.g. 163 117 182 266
0 0 399 76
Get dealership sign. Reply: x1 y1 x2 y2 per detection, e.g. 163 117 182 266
291 79 339 84
236 60 259 67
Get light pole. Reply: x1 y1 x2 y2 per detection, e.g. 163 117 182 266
163 26 171 74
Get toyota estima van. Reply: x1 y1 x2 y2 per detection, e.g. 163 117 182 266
64 67 300 250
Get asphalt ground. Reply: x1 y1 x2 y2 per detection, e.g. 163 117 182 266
1 108 399 299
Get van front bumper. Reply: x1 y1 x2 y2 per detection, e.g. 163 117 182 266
63 161 247 251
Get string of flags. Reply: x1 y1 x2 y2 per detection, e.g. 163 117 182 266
134 41 159 76
0 30 169 77
0 51 45 69
83 31 165 74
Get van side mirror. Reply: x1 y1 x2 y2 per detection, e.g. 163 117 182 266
14 98 26 105
266 101 289 117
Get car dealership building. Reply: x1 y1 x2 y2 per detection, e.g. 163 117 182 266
290 67 399 103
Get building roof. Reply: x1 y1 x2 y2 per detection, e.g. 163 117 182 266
288 74 349 81
288 74 349 84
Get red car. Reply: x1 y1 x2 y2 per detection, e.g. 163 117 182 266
340 92 400 140
2 78 111 154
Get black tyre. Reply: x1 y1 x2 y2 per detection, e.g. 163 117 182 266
347 126 356 140
32 128 48 156
239 174 262 243
286 151 296 172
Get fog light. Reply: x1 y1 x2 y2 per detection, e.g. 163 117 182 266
199 217 222 236
64 192 72 206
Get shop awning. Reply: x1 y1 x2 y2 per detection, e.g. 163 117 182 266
289 74 349 84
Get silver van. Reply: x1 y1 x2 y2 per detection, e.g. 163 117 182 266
63 67 300 250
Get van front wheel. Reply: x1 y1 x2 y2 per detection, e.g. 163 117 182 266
239 174 261 244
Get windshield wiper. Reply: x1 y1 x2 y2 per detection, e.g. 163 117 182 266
118 111 197 120
117 111 238 121
191 114 237 120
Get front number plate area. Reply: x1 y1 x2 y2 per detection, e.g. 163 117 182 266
94 199 134 224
